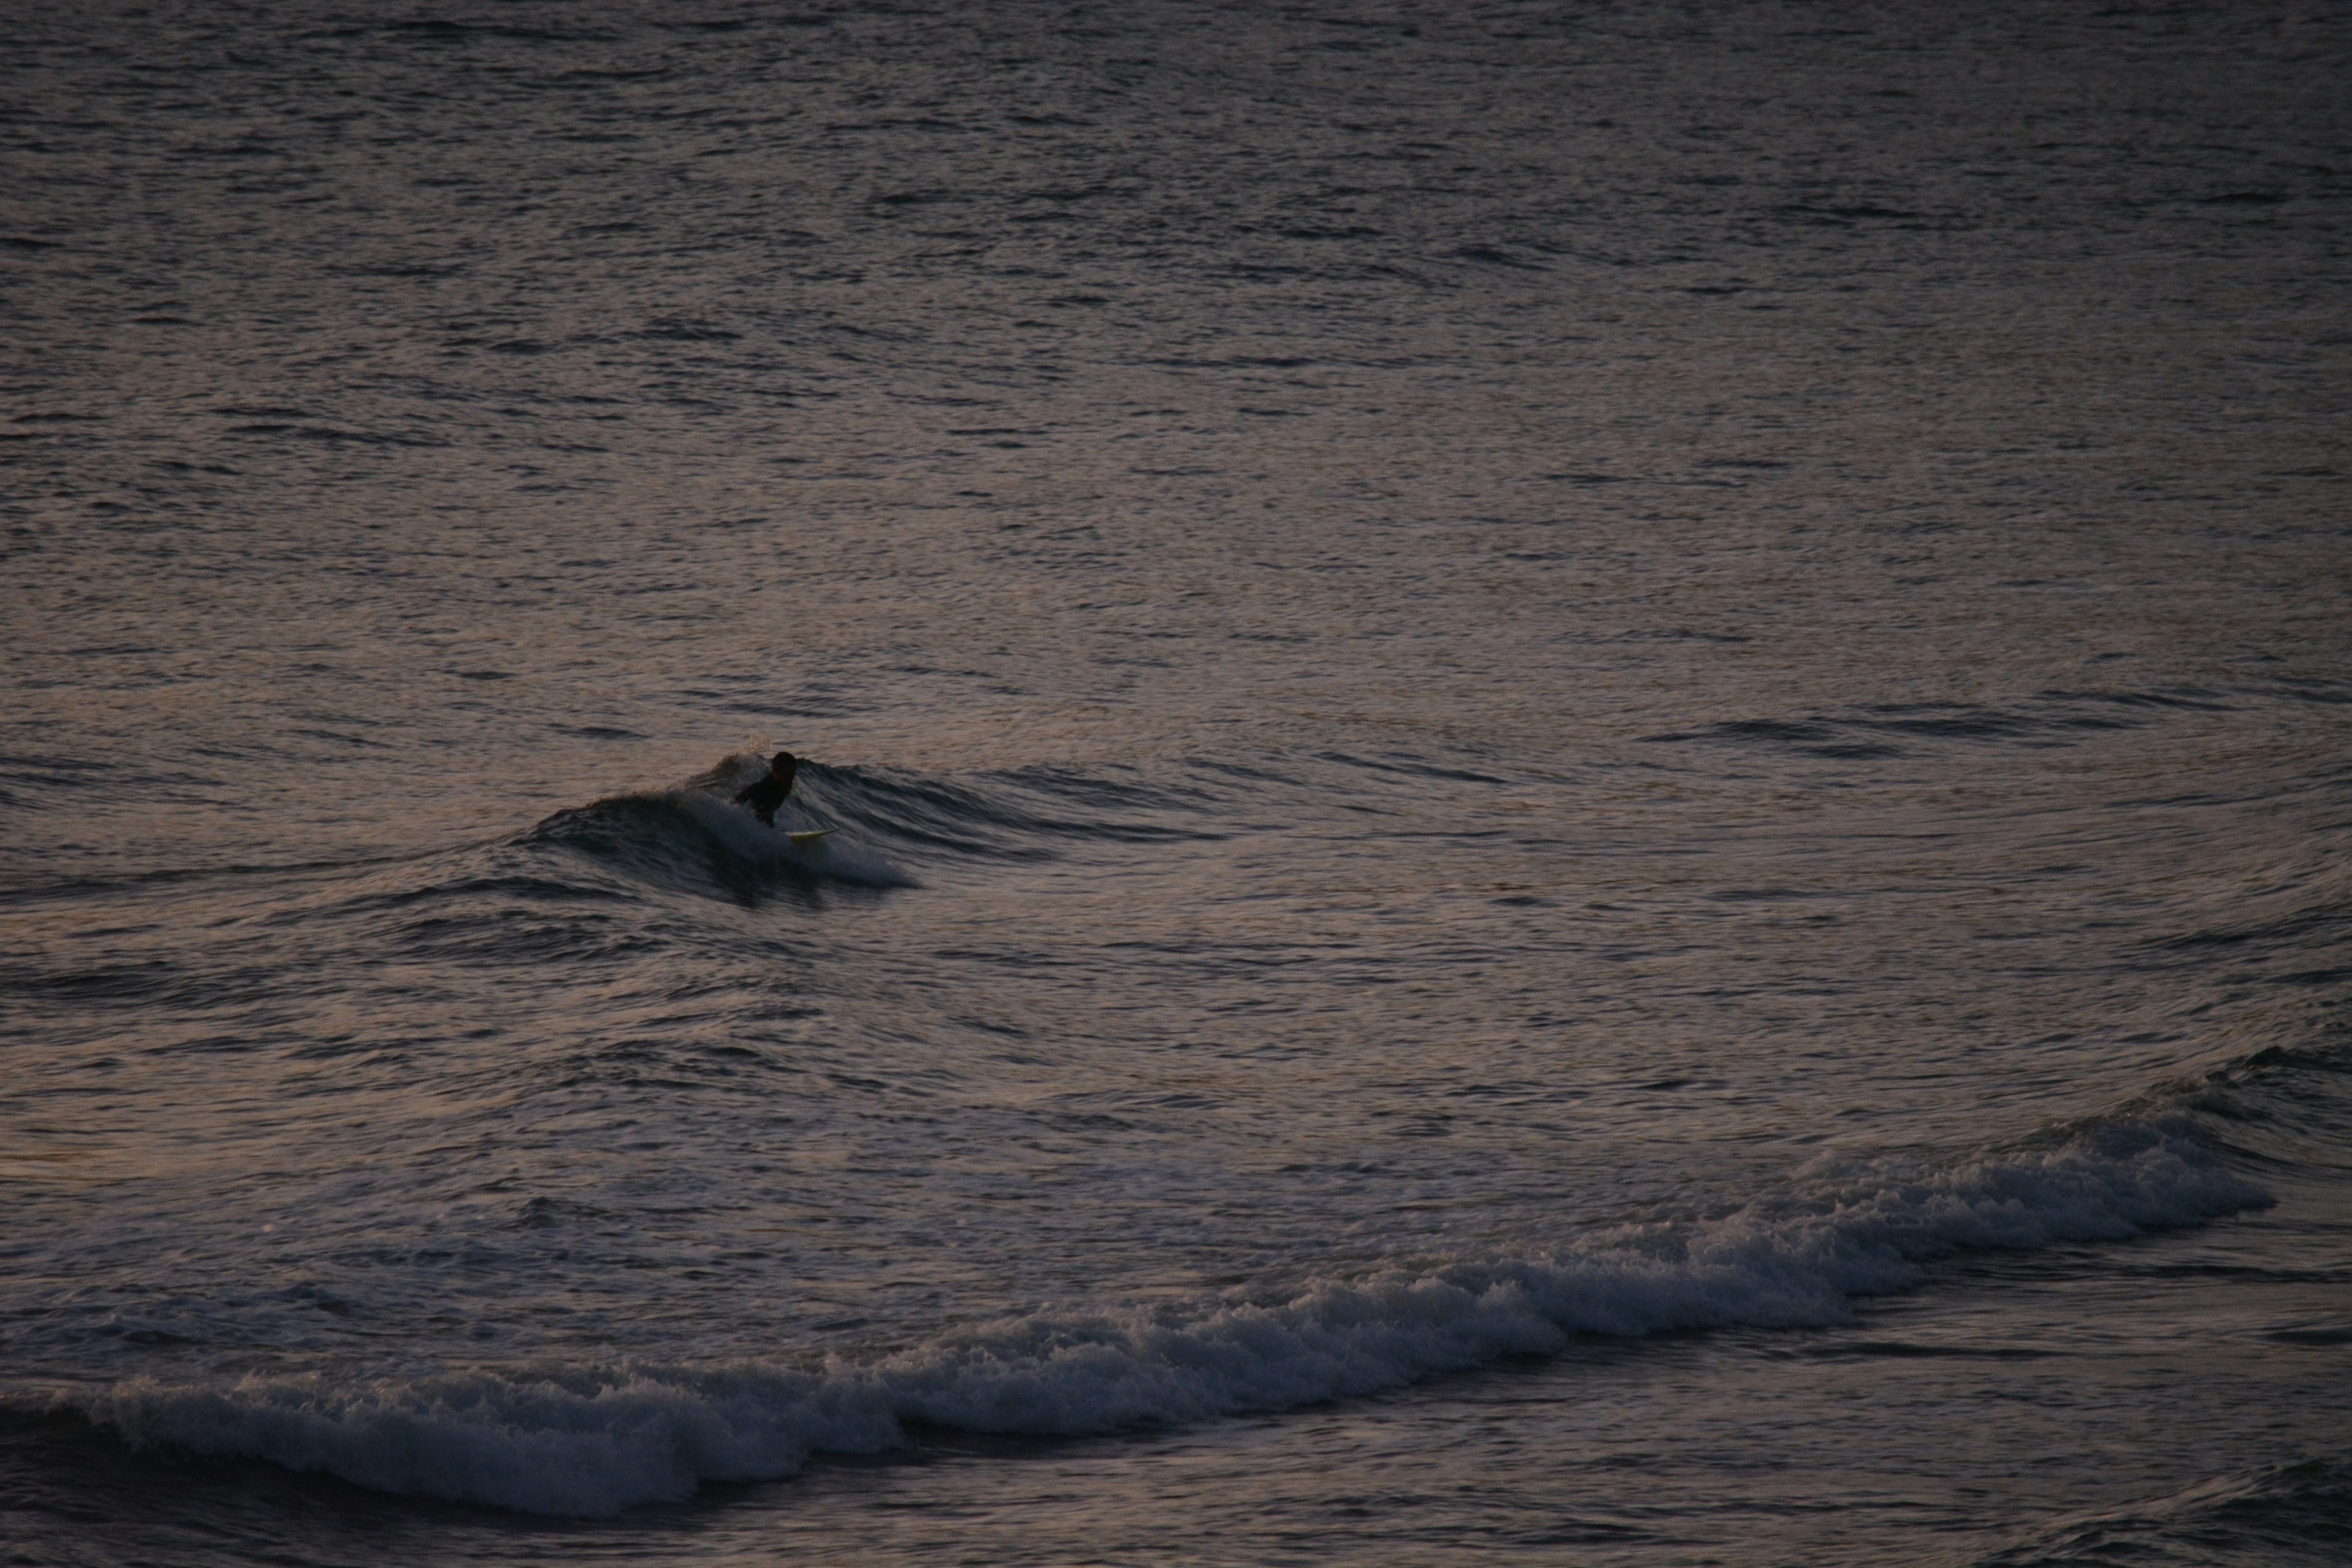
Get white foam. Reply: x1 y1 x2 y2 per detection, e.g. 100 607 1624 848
50 1123 2263 1517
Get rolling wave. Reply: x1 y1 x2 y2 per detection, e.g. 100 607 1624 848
520 751 1236 896
523 756 921 891
31 1087 2272 1517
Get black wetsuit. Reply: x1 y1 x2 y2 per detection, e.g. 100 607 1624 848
733 764 796 826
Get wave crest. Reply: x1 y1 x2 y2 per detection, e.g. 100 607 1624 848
525 759 915 891
43 1118 2264 1517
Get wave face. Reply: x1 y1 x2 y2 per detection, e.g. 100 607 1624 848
51 1104 2264 1515
515 753 1245 899
526 761 921 891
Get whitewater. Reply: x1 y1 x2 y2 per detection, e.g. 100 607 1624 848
58 1065 2269 1517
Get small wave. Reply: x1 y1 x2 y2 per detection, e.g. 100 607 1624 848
1636 685 2273 761
801 758 1224 859
39 1112 2264 1516
533 752 1227 886
1975 1457 2352 1567
524 762 914 892
671 791 913 888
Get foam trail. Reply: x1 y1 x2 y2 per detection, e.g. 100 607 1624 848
45 1120 2264 1517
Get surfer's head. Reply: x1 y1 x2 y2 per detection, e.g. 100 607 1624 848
771 751 796 777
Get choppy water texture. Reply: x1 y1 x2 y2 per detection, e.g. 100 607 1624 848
6 2 2351 1564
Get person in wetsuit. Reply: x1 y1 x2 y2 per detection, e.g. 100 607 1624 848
733 750 798 826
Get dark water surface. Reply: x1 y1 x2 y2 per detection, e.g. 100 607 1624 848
5 3 2350 1564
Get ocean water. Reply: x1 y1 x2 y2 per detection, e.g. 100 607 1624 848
4 2 2350 1564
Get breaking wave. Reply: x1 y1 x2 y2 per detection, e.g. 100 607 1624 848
39 1110 2265 1517
524 756 919 890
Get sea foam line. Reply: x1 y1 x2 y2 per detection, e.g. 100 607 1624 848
55 1121 2263 1517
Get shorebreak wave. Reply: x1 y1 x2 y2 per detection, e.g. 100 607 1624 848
43 1112 2263 1516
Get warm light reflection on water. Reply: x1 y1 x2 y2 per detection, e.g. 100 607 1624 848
4 1 2350 1562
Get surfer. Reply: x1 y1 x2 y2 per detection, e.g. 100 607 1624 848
733 751 798 826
